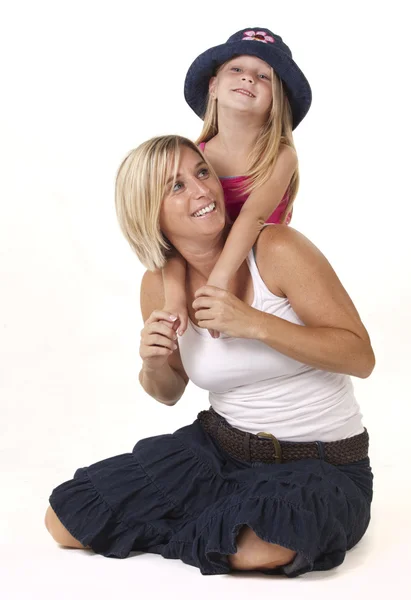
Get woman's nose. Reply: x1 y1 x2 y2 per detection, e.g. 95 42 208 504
190 178 209 197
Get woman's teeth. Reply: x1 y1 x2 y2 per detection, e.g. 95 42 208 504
192 202 216 218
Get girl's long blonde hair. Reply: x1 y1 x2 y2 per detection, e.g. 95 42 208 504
196 65 299 223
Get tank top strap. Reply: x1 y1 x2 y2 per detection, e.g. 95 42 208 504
198 142 206 151
246 224 276 308
246 249 262 308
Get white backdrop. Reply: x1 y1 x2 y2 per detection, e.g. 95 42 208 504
0 1 410 598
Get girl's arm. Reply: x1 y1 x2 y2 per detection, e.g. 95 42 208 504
161 253 188 335
207 145 297 289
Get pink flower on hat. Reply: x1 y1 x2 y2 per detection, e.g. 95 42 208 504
242 30 275 44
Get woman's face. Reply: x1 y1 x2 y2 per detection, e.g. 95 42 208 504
209 55 273 117
159 146 226 245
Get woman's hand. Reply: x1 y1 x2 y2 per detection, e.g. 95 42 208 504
139 310 179 372
192 286 261 339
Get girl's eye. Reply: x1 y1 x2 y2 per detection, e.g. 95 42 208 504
172 182 183 192
198 168 209 178
231 67 241 72
259 74 269 80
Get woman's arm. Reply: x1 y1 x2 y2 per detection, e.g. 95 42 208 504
139 269 189 405
252 226 375 378
193 226 375 378
207 145 297 289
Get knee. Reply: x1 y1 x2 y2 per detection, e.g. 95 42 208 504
228 526 296 571
44 505 85 549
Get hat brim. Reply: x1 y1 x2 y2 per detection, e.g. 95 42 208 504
184 40 312 129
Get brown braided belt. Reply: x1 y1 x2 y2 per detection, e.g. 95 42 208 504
197 408 369 465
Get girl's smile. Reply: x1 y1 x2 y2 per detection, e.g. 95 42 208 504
232 88 256 98
209 55 273 116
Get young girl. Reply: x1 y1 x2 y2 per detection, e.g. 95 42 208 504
163 28 312 337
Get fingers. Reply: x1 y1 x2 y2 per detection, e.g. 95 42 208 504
194 285 225 299
196 318 215 330
141 321 178 351
139 310 182 368
192 297 214 311
146 310 178 325
194 286 213 299
177 311 189 337
146 331 178 351
140 345 174 361
147 321 178 342
194 308 215 322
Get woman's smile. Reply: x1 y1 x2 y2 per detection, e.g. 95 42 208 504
191 201 217 218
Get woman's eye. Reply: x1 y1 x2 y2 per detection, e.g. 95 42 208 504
198 168 209 178
231 67 241 72
172 182 183 192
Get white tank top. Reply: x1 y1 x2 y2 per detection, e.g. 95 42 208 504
178 245 364 442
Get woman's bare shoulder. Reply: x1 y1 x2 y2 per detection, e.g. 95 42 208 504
253 225 301 296
255 224 315 268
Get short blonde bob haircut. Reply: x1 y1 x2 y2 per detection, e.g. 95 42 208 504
115 135 211 272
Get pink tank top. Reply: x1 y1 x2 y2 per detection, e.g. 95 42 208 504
198 142 292 225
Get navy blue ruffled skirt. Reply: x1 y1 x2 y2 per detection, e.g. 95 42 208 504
49 418 373 576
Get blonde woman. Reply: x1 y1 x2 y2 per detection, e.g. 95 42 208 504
45 135 374 577
162 28 311 338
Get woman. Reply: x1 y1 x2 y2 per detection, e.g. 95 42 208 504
45 135 374 577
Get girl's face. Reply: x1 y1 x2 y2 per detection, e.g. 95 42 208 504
159 146 226 245
209 55 273 117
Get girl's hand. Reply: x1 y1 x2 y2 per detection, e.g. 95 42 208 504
139 310 179 372
162 302 188 337
192 286 261 339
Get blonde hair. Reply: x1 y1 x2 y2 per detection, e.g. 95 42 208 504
196 63 299 223
115 135 206 271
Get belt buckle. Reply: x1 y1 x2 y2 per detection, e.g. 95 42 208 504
257 432 282 464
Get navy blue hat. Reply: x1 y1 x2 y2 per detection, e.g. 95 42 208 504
184 28 312 129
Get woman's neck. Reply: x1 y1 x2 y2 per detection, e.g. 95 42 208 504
184 241 252 310
185 246 224 283
174 230 227 283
